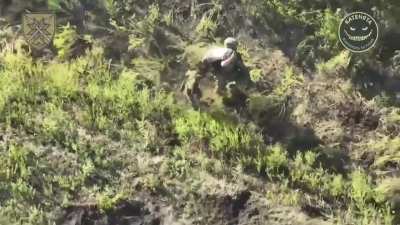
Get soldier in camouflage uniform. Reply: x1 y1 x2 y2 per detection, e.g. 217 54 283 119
181 37 251 107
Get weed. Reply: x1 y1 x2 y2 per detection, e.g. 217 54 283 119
96 190 125 212
317 9 341 47
195 14 218 39
274 66 304 98
375 177 400 203
250 68 263 82
163 10 175 26
54 23 79 60
5 145 35 181
329 174 347 198
128 4 161 50
350 169 374 208
264 144 288 176
44 63 80 99
184 42 211 69
165 147 194 178
104 0 118 17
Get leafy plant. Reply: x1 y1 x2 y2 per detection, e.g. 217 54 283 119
250 68 263 82
54 23 79 60
329 174 347 197
317 9 342 48
128 4 161 50
44 63 80 99
350 169 374 208
264 144 288 175
274 66 304 98
96 190 125 212
195 16 218 39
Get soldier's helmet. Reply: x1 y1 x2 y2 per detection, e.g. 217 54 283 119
224 37 238 50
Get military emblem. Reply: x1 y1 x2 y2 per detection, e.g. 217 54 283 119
338 12 379 53
23 13 56 49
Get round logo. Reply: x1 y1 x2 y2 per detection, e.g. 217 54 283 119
338 12 379 52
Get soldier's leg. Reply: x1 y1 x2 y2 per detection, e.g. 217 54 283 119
182 61 208 108
183 70 200 103
215 76 228 95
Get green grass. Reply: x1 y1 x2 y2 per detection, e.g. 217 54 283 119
2 1 400 224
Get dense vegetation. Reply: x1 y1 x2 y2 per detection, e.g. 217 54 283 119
0 0 400 224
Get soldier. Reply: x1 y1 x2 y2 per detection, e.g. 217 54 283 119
181 37 251 108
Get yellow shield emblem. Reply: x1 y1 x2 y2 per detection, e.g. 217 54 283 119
22 13 56 49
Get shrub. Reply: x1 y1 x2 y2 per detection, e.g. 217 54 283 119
274 66 303 98
264 144 288 175
317 9 341 48
96 190 125 212
290 151 331 191
128 4 161 51
250 68 263 82
54 24 79 60
44 63 80 99
195 16 218 39
328 174 347 197
350 169 374 208
104 0 118 17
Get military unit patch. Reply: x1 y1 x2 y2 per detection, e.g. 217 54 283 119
22 13 55 50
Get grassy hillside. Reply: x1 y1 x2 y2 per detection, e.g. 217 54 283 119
1 0 400 224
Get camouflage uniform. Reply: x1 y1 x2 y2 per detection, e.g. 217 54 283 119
182 38 250 106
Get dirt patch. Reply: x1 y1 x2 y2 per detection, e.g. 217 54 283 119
201 190 252 225
60 201 161 225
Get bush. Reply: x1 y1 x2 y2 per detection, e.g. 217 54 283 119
195 16 218 39
54 24 79 60
128 4 161 51
350 169 374 208
264 144 289 175
328 174 347 198
44 63 80 99
274 66 303 98
250 68 263 82
317 9 341 48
